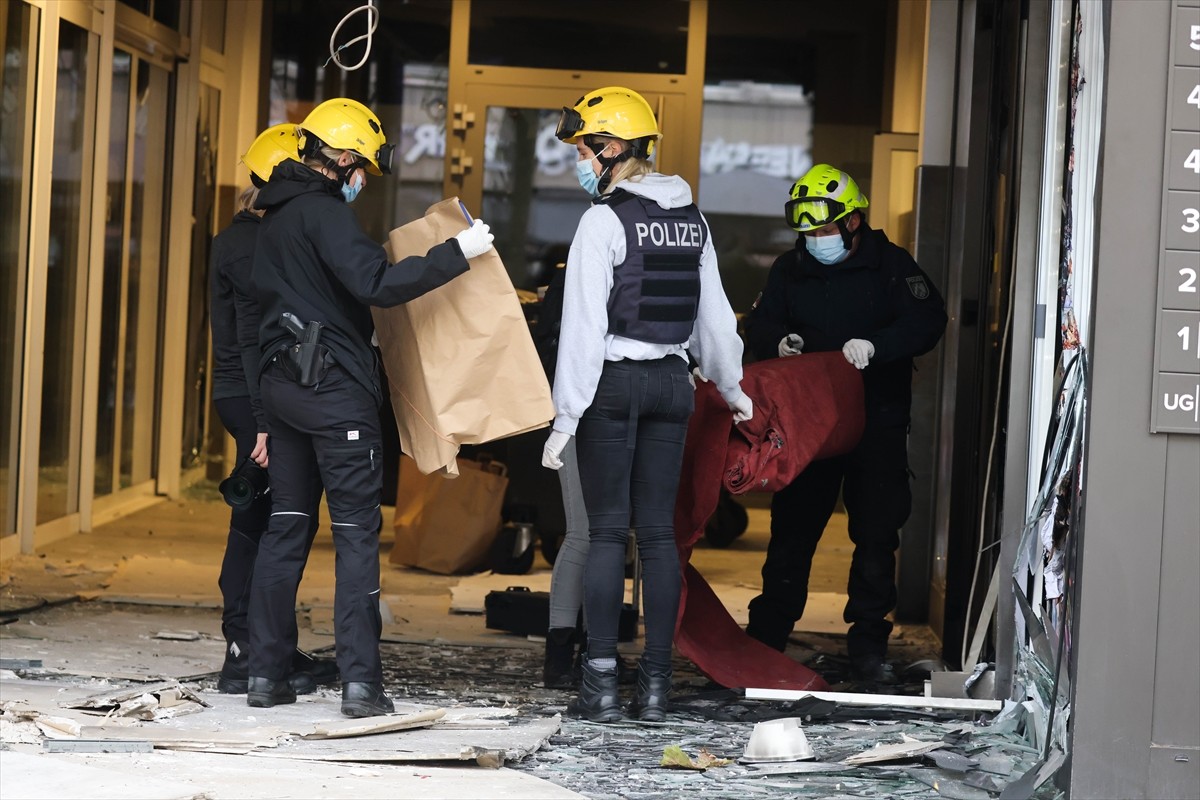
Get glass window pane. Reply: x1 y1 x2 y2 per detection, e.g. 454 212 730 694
117 0 151 15
0 1 39 535
699 0 887 312
267 0 452 245
39 20 94 523
184 84 220 471
152 0 182 31
202 0 226 53
479 105 582 292
95 51 133 498
468 1 688 73
121 61 172 488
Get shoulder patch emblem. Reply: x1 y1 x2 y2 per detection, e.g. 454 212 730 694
907 275 930 300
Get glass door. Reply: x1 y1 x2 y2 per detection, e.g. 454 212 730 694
93 49 173 502
0 0 39 537
37 17 98 525
455 84 689 292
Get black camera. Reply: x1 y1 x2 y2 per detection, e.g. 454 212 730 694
218 456 270 509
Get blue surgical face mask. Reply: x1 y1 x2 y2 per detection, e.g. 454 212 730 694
575 157 600 197
341 171 363 203
805 233 849 265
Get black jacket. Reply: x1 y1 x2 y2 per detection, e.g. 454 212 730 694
252 161 470 401
210 211 267 431
744 226 947 429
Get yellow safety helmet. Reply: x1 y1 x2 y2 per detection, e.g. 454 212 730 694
240 123 300 186
297 97 394 176
554 86 661 158
784 163 869 232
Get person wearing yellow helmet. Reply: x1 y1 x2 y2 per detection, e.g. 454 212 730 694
210 123 338 698
543 86 751 722
241 123 301 187
743 163 947 685
245 97 493 718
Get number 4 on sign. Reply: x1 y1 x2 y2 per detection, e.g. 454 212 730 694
1187 149 1200 174
1190 85 1200 108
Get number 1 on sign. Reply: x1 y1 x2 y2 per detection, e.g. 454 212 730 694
1179 323 1200 357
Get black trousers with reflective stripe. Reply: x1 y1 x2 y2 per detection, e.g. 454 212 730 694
746 424 912 661
249 359 385 684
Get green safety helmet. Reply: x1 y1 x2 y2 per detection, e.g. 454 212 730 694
784 164 869 232
241 123 300 186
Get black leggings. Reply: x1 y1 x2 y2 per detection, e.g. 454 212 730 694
576 357 694 673
214 396 271 646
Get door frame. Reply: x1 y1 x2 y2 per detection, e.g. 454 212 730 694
443 0 710 212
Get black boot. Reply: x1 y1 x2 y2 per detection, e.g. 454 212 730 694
579 631 636 686
292 648 339 686
628 662 671 722
217 641 249 694
544 628 578 689
247 676 297 708
569 660 623 722
341 682 395 718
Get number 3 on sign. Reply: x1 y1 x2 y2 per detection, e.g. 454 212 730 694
1185 208 1200 234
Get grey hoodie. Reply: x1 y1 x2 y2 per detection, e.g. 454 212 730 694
552 173 748 435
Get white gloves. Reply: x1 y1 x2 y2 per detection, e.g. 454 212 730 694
454 219 494 259
842 339 875 369
542 429 572 470
778 334 804 358
729 395 753 423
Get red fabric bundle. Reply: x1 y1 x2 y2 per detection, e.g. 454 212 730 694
673 352 865 691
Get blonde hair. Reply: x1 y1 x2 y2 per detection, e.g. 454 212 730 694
592 135 655 193
236 185 260 215
303 145 358 172
607 156 654 190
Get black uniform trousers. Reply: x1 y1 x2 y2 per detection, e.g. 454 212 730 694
746 424 911 661
248 359 384 685
214 396 271 647
576 356 693 673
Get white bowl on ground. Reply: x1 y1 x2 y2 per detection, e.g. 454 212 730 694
741 717 816 763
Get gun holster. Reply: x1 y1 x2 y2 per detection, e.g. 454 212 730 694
279 313 334 387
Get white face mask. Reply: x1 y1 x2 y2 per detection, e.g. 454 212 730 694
805 234 849 264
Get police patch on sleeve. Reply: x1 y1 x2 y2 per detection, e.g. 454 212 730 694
907 275 930 300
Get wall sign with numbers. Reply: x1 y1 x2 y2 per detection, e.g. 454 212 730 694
1151 1 1200 434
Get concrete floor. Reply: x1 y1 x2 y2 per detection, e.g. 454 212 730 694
0 485 950 800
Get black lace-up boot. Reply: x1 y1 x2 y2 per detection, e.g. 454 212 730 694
569 659 623 722
628 662 671 722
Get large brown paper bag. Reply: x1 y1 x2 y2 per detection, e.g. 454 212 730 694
389 454 508 574
373 197 554 476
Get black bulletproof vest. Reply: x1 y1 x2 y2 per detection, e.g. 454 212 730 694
604 190 706 345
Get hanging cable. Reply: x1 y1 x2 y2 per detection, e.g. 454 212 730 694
324 0 378 72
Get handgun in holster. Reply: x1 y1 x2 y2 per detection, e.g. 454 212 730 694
280 312 334 387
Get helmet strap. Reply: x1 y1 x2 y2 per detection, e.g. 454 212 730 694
837 213 860 252
593 142 632 194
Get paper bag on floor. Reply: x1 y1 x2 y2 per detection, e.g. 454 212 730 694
372 197 554 476
390 454 508 575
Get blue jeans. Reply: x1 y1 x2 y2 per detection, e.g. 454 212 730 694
576 356 694 672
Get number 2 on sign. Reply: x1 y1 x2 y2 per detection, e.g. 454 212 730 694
1179 323 1200 357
